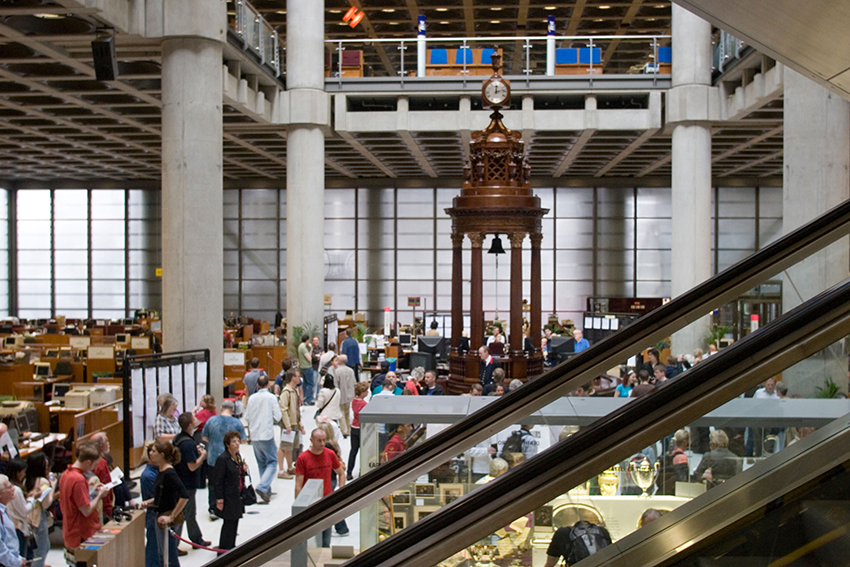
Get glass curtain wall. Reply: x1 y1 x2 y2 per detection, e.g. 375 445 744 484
221 185 782 331
14 188 159 320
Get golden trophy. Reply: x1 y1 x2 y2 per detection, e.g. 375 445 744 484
598 465 620 496
629 458 660 498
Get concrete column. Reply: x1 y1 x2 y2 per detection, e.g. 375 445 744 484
670 5 712 355
160 0 226 397
782 69 850 395
286 0 326 342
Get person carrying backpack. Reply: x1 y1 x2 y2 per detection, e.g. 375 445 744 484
499 425 537 462
543 519 611 566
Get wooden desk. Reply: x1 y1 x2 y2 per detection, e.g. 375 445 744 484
0 363 33 396
76 509 145 567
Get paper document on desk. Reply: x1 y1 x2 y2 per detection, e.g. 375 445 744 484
0 432 17 458
280 430 296 444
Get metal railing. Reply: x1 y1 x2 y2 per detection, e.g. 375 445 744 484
230 0 282 76
324 34 671 83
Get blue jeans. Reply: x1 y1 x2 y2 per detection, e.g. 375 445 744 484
301 368 315 404
31 511 49 567
145 512 161 567
154 519 180 567
252 438 278 495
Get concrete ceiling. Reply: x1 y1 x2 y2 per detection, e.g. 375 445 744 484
0 0 785 185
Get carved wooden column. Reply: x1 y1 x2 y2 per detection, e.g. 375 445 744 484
469 232 485 351
450 233 464 352
530 233 542 353
509 232 525 355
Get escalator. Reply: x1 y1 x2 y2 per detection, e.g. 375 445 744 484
207 198 850 567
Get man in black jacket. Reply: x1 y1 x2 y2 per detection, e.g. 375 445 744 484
422 370 444 395
479 346 501 394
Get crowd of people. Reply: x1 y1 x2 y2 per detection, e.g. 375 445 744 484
17 324 835 567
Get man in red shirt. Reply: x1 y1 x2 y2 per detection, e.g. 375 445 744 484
91 432 114 518
59 443 109 551
295 429 346 547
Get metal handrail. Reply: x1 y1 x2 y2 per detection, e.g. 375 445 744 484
201 198 850 567
324 34 671 82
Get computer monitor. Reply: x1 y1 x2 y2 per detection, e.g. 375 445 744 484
33 362 50 379
398 333 412 347
4 336 18 347
46 350 59 359
409 351 435 372
417 336 448 361
115 333 129 345
123 318 134 326
52 383 71 402
150 321 162 331
549 337 576 363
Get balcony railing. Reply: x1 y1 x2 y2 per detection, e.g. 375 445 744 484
228 0 282 76
323 35 672 82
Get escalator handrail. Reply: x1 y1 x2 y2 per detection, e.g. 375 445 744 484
205 198 850 567
345 277 850 567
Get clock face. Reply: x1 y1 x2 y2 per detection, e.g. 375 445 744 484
485 81 508 105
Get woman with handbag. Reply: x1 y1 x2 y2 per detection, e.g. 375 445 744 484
24 452 55 567
315 375 342 424
211 430 248 553
141 439 189 566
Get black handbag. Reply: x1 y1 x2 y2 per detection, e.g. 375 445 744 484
240 461 257 506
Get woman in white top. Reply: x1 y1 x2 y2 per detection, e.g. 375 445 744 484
316 375 343 422
5 459 34 560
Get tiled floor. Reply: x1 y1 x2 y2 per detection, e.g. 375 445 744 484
45 404 361 566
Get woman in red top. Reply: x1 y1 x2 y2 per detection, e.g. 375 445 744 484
346 382 370 480
193 395 217 431
404 367 424 395
193 394 217 489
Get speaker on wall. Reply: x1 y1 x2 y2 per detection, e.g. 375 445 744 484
91 35 118 81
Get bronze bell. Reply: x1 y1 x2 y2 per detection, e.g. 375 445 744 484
487 234 506 255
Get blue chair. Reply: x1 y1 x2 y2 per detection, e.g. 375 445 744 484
578 47 602 65
429 49 447 65
455 48 473 65
555 48 578 64
657 46 672 64
481 48 496 65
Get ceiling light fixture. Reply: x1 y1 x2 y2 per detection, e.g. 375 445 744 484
544 6 557 10
600 5 611 8
490 20 501 24
329 9 342 13
436 8 448 11
441 21 450 24
491 6 502 10
382 8 395 12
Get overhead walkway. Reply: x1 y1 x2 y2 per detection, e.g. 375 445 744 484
205 198 850 567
